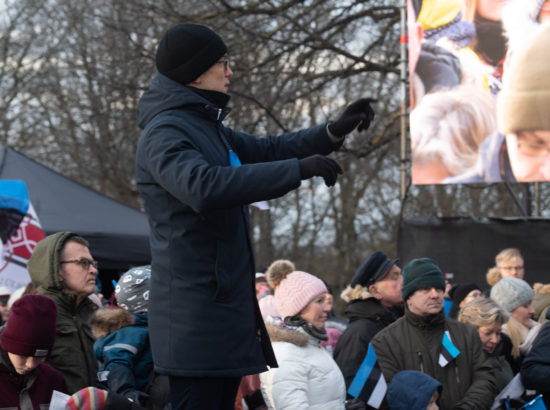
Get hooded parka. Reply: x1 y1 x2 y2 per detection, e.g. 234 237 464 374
135 73 342 377
26 232 98 394
371 308 497 410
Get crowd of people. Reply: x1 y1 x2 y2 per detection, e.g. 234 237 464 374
2 6 550 409
1 233 549 410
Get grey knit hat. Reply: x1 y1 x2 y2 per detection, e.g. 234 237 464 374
490 276 534 312
115 265 151 314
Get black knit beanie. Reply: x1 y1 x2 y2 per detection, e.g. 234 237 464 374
401 257 445 301
155 23 228 85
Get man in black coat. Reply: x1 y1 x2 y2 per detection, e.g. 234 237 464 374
135 22 375 410
334 251 403 390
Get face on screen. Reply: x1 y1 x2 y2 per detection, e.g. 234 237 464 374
477 0 511 21
506 131 550 182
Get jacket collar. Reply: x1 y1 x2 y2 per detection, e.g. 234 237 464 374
405 306 446 330
345 298 403 324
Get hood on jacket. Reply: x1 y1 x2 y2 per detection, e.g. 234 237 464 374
137 73 230 130
386 370 442 410
27 232 78 292
91 308 135 340
265 322 308 347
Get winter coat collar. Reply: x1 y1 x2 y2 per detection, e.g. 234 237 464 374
404 306 446 330
265 321 309 347
345 298 403 325
137 73 232 129
91 307 136 339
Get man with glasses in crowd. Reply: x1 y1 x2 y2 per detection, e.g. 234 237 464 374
446 24 550 183
27 232 99 394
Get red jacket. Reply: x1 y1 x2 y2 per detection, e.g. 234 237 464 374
0 350 66 410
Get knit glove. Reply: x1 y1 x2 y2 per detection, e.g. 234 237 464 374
328 98 375 137
299 155 343 187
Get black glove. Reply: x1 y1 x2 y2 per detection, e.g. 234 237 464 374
345 397 367 410
299 155 343 187
328 98 375 137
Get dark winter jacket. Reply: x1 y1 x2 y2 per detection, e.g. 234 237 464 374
487 333 515 392
135 74 341 377
444 131 515 183
27 232 98 394
92 308 153 402
521 321 550 408
333 298 402 388
371 308 497 410
0 328 66 410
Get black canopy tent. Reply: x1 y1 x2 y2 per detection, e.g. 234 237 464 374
0 146 151 295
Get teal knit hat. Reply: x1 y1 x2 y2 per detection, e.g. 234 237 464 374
402 257 446 301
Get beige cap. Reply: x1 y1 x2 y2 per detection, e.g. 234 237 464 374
498 24 550 134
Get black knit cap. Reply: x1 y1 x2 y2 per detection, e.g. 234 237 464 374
401 257 445 301
350 251 398 288
155 23 228 85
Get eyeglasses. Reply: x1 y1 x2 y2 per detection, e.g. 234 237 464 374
516 132 550 158
499 265 524 271
60 258 98 270
216 58 230 70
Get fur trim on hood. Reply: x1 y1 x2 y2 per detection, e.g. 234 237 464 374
533 283 550 294
340 284 373 303
265 322 308 347
91 308 135 340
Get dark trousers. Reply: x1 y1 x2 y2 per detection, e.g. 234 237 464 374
169 375 242 410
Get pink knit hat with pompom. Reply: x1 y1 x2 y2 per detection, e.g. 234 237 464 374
274 271 327 318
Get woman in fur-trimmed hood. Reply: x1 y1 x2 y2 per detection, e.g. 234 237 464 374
259 269 346 410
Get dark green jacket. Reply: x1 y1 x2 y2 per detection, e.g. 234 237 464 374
371 308 496 410
27 232 98 394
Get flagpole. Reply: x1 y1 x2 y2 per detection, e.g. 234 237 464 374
400 0 408 201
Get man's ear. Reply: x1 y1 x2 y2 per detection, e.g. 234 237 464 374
369 284 382 300
189 75 202 86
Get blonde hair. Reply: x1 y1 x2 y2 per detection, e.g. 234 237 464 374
411 85 496 175
495 248 523 267
504 317 528 359
458 297 509 328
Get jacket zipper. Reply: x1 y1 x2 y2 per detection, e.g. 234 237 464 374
417 351 424 373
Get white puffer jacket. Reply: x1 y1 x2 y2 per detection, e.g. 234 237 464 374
260 323 346 410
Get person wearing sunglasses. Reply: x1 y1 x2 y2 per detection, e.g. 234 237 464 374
136 22 375 410
26 232 99 394
445 24 550 183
